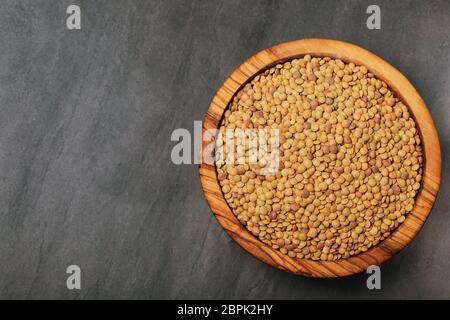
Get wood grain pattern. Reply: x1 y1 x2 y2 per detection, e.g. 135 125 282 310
199 39 442 277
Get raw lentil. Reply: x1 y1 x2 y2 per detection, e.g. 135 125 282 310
217 56 423 261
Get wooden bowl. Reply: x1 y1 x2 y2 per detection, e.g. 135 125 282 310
199 38 441 277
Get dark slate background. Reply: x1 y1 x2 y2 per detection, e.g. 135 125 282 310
0 0 448 299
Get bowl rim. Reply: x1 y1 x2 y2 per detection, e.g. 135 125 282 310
199 38 442 277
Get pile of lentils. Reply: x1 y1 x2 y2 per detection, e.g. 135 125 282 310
216 55 423 261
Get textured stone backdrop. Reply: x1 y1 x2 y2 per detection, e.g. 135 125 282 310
0 0 448 299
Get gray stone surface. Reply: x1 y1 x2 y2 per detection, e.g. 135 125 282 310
0 0 449 299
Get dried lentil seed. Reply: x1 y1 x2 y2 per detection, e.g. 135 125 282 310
217 56 423 261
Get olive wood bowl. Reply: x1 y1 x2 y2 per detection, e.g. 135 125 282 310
199 38 441 277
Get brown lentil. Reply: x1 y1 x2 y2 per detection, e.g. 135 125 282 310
217 55 423 261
